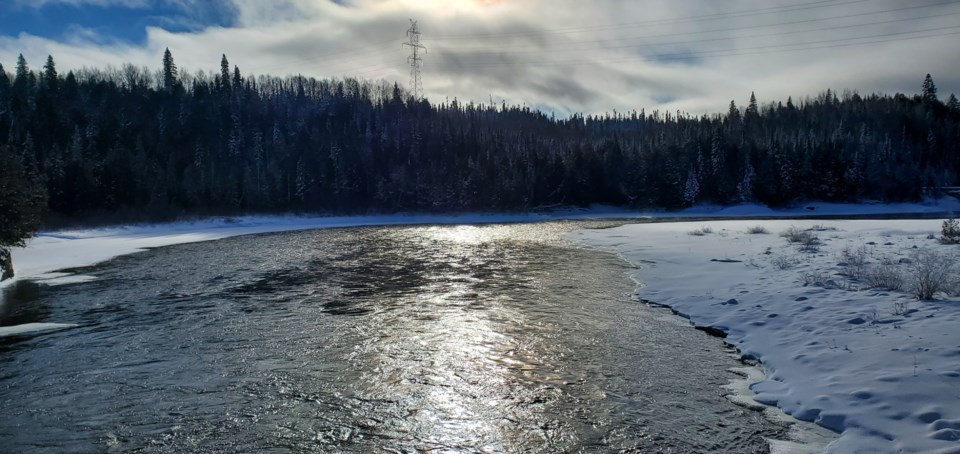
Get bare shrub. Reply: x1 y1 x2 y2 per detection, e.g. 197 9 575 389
893 301 907 316
746 225 769 234
798 233 821 253
907 248 958 300
807 224 837 232
941 219 960 244
770 254 799 270
781 226 806 242
839 246 868 279
688 226 714 236
781 226 821 251
865 263 904 291
801 270 833 287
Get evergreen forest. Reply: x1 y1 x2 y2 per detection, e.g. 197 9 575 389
1 51 958 226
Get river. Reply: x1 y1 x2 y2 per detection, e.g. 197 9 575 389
0 221 784 452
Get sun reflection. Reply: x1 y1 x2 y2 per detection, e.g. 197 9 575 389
425 225 487 245
354 224 558 451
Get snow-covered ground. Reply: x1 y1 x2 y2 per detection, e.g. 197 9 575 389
574 219 960 453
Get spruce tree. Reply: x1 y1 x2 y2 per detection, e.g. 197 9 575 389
947 93 958 112
220 54 230 93
15 54 28 80
162 48 178 91
42 55 58 90
922 74 938 104
683 169 699 206
12 54 30 95
233 65 242 91
0 154 48 281
0 63 9 98
746 92 759 117
727 100 739 120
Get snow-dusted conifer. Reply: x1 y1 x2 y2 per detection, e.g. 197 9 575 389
683 169 700 205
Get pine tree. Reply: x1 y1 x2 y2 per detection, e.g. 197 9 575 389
947 93 959 112
683 169 700 205
63 71 78 99
0 154 48 281
15 54 29 80
746 92 759 117
162 48 178 91
737 161 755 202
922 74 938 104
728 100 739 119
42 55 58 90
13 54 30 95
233 65 242 92
0 63 9 97
220 54 230 93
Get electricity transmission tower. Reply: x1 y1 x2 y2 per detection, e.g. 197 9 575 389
403 19 427 100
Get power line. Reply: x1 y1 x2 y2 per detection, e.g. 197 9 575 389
623 26 960 63
431 0 960 54
431 0 881 39
429 10 960 60
340 26 960 85
435 26 960 69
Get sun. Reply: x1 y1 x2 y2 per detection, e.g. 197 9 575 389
388 0 506 16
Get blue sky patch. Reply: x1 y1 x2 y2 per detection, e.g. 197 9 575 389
0 1 232 45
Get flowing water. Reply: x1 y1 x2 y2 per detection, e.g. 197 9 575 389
0 222 785 452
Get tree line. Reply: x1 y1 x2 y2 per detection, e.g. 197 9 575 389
1 50 958 226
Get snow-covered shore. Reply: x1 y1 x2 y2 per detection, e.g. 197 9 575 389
5 212 578 285
5 196 959 286
575 219 960 453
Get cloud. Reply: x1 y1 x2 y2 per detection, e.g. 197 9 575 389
1 0 958 116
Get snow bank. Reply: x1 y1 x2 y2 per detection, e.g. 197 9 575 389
574 219 960 453
0 323 78 338
673 196 960 217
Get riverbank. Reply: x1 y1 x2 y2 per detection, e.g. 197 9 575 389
574 219 960 453
6 196 959 287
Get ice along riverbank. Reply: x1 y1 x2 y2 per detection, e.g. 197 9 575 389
574 219 960 453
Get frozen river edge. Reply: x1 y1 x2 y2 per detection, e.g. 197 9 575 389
574 218 960 453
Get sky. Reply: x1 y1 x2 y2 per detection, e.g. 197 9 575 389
1 0 958 116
